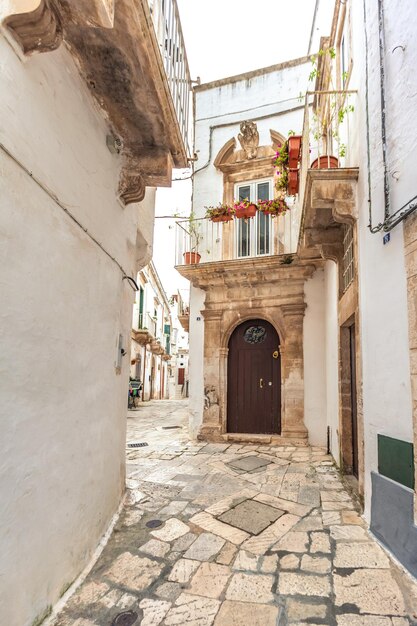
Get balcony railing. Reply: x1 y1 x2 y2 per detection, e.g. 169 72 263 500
175 206 300 266
148 0 192 156
299 90 358 212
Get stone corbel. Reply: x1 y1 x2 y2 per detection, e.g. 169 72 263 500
118 157 146 206
1 0 63 58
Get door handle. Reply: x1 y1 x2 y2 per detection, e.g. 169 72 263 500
259 378 264 388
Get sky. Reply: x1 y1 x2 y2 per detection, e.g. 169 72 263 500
153 0 323 298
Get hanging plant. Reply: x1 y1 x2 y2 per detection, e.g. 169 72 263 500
233 198 257 219
205 203 234 222
258 197 290 217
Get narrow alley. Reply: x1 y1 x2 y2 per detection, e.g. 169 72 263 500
53 401 417 626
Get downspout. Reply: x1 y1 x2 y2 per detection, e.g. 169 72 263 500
377 0 391 222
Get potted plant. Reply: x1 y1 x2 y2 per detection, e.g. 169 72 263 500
258 197 290 217
234 198 257 220
287 169 299 195
311 155 339 169
205 203 234 223
183 211 202 264
288 134 302 168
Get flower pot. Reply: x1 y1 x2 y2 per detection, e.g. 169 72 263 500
311 155 339 169
288 135 302 168
287 169 299 195
235 203 257 219
183 252 201 264
211 215 233 223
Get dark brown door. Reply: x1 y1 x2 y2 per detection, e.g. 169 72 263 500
178 367 185 385
227 319 281 434
349 324 359 478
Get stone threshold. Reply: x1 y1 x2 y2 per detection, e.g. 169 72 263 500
222 433 309 446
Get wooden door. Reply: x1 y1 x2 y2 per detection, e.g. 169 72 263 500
178 367 185 385
227 319 281 434
349 324 359 478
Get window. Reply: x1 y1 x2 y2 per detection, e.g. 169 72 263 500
342 224 354 292
138 287 144 328
235 179 273 258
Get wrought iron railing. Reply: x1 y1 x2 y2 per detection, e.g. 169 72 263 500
342 224 355 292
148 0 191 156
174 207 300 266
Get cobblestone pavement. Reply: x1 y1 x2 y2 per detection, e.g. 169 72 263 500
54 400 417 626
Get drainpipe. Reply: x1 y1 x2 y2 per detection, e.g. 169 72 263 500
377 0 390 222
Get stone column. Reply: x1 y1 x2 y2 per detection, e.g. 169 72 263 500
199 309 223 440
280 303 308 439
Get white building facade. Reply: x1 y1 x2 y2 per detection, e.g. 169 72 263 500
179 0 417 579
131 262 173 401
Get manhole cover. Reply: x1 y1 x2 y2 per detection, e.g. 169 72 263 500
146 519 163 528
162 425 181 430
128 442 148 448
111 611 138 626
227 455 271 473
218 499 285 535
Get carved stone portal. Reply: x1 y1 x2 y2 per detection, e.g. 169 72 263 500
238 121 259 160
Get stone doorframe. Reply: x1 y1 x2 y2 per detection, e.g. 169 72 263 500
178 258 316 444
211 307 307 442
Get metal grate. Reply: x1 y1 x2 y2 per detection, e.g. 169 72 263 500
342 224 354 292
128 442 149 448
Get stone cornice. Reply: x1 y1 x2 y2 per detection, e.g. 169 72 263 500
1 0 188 205
298 167 359 260
176 256 317 290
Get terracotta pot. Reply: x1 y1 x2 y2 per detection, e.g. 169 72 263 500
288 135 302 168
311 155 339 169
183 252 201 264
287 169 299 195
211 215 233 223
235 203 257 219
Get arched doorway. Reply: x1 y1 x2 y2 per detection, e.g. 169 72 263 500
227 319 281 434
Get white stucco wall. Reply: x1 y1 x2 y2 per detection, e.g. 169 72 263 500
194 62 310 221
347 0 415 518
189 286 206 437
0 38 154 626
304 269 327 446
324 261 340 461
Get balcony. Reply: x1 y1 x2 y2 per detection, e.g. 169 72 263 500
174 204 300 268
1 0 191 203
298 90 359 263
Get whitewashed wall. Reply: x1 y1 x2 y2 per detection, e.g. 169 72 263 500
347 0 415 518
324 261 340 461
0 38 154 626
304 269 327 446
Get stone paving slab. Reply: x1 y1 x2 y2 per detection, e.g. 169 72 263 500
52 401 417 626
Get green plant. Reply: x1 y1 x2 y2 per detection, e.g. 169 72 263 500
204 203 234 220
258 196 290 217
280 254 295 265
187 210 203 252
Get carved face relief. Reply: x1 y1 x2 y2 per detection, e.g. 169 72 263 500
238 121 259 160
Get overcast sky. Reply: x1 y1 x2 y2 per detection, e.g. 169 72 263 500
153 0 322 297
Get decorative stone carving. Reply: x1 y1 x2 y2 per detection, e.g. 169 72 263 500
2 0 62 57
238 121 259 160
118 159 146 206
204 386 219 410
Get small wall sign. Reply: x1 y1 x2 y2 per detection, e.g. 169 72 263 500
383 233 391 245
